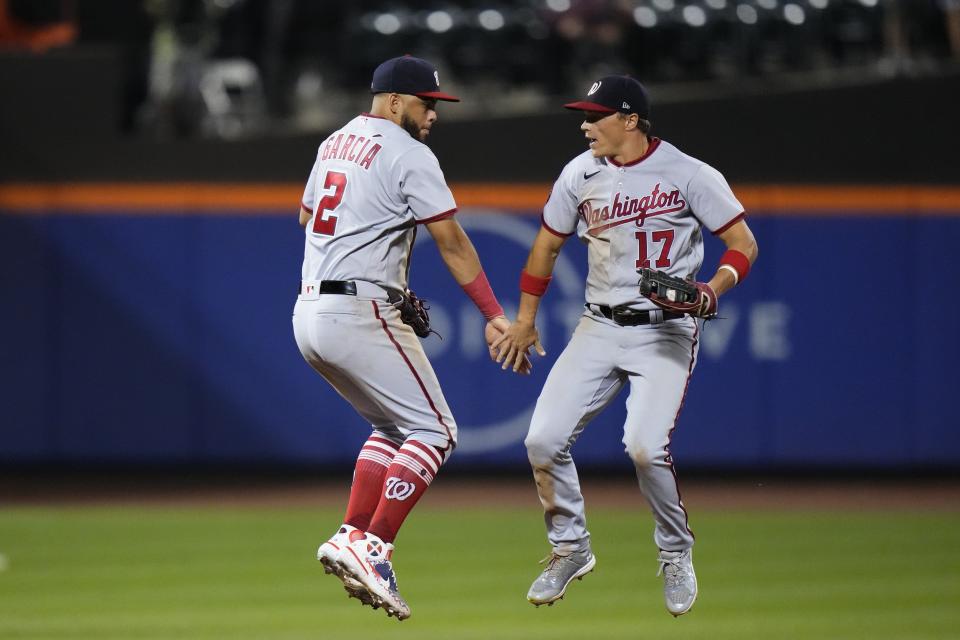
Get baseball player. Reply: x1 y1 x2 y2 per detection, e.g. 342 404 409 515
493 75 758 616
293 55 518 621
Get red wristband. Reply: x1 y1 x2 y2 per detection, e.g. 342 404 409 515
719 249 751 284
520 269 552 296
461 271 504 320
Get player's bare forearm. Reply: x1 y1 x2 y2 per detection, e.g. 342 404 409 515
428 217 507 326
707 220 758 296
426 218 485 285
526 228 565 274
517 228 565 323
515 292 543 327
299 206 311 228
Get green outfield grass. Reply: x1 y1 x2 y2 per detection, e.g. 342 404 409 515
0 504 957 639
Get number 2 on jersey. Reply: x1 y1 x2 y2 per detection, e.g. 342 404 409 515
635 229 674 268
311 171 347 235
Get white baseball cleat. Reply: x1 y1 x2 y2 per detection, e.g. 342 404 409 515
316 524 376 608
338 531 411 620
657 548 698 616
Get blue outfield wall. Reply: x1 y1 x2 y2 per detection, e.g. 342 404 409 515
1 208 958 469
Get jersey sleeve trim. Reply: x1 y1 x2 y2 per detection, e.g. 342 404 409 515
416 207 458 225
712 211 745 235
300 201 313 214
541 213 575 237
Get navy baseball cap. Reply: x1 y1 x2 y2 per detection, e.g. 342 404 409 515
370 55 460 102
563 75 649 118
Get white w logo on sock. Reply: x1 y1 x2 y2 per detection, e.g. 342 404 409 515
384 477 417 501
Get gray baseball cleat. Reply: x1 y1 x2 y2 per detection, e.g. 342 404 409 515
527 549 596 606
657 548 697 616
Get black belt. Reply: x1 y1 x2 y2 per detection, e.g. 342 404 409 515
589 304 684 326
299 280 357 295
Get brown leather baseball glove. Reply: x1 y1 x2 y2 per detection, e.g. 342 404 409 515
392 289 439 339
638 268 717 319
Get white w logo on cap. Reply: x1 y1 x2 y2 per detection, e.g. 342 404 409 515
434 70 440 86
588 81 601 95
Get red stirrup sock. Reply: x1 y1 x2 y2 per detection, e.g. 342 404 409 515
343 434 400 531
366 440 449 543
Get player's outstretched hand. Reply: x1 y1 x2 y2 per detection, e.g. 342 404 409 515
491 318 545 374
486 316 533 374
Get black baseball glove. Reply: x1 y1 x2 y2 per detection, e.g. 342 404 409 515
638 268 718 319
392 289 440 339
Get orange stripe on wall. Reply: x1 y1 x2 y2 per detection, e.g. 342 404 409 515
735 185 960 213
1 183 959 214
0 183 299 214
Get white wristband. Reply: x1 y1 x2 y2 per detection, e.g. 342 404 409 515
718 264 739 286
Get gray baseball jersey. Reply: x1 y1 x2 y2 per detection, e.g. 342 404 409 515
527 137 744 555
300 113 457 293
294 113 459 451
542 138 743 310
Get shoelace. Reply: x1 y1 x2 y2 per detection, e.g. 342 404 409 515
539 553 564 577
657 555 687 587
539 552 589 579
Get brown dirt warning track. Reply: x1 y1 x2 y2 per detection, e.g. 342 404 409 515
1 474 957 511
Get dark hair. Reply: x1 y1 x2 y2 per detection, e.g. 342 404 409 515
617 112 652 134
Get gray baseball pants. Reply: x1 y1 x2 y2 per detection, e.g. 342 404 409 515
525 313 698 553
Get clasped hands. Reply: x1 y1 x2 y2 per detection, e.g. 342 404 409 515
484 316 546 375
